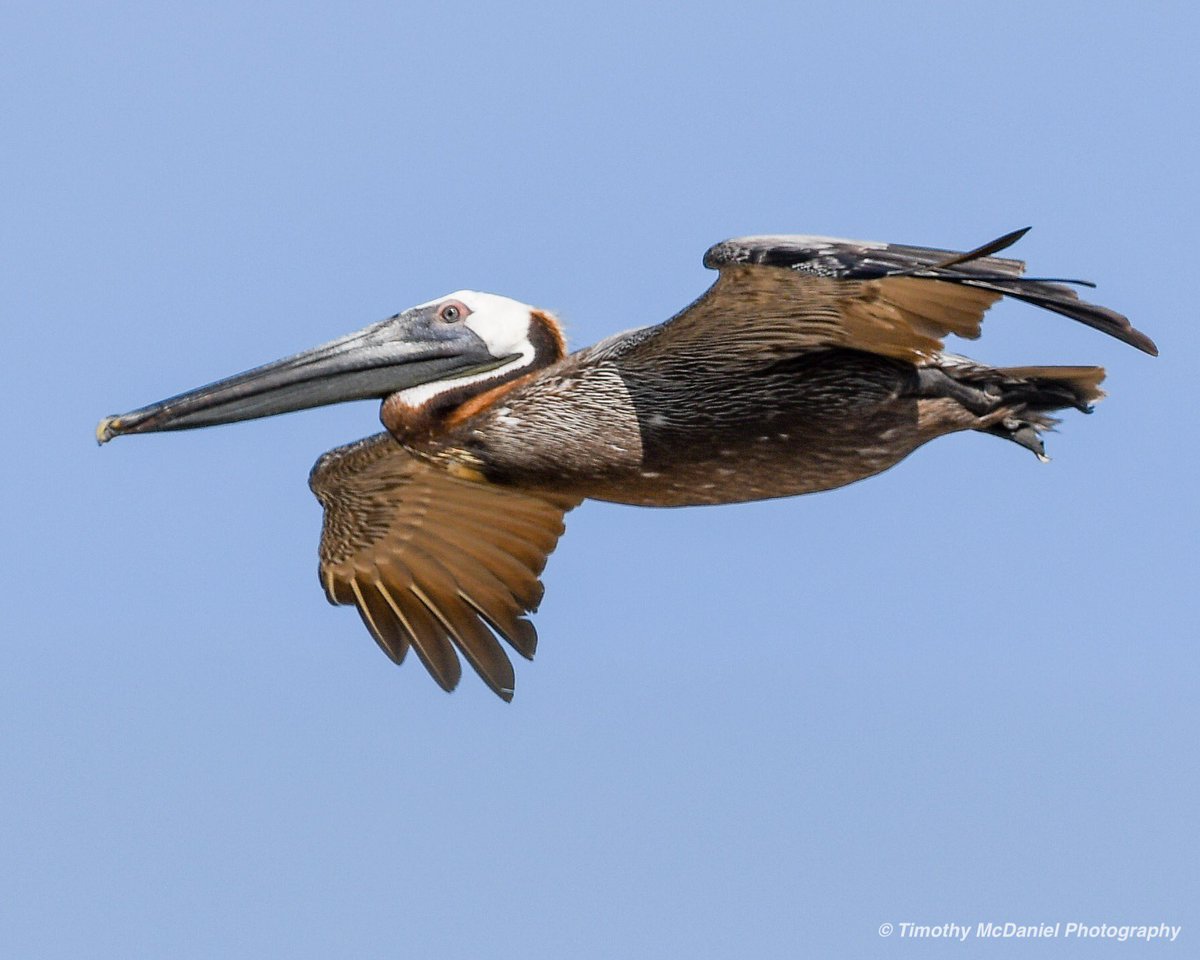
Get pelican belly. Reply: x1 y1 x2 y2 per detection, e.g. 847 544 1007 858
585 396 928 506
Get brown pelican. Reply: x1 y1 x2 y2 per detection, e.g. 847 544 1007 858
97 228 1157 700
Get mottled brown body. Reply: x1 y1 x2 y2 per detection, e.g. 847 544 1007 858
398 344 980 507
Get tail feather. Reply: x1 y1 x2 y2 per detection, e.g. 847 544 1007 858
982 365 1107 460
925 358 1109 460
991 364 1106 410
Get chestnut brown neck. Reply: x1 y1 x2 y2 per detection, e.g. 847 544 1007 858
380 309 565 443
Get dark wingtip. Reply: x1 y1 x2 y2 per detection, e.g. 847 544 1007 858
927 226 1032 271
996 225 1033 251
431 672 460 694
1135 332 1160 357
994 226 1157 357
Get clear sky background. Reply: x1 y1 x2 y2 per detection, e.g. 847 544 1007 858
4 3 1197 957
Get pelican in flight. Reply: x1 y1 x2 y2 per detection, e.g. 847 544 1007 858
98 228 1157 699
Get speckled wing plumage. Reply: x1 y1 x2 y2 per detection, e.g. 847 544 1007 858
308 433 579 700
637 228 1157 362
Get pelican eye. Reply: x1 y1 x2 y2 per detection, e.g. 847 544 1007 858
438 301 469 323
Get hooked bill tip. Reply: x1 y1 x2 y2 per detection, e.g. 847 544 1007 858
96 415 122 445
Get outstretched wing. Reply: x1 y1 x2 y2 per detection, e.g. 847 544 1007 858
624 228 1156 364
309 433 580 700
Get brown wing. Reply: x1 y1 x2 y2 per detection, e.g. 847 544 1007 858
308 433 580 701
624 228 1156 364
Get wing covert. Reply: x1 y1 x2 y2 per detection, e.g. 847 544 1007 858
309 433 579 700
621 228 1156 365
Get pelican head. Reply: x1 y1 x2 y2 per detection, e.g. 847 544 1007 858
97 291 565 443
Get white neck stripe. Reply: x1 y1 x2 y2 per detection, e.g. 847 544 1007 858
391 351 535 408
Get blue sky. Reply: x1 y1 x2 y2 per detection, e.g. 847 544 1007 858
4 2 1197 957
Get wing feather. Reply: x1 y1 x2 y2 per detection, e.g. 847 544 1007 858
349 576 411 665
620 230 1156 365
309 433 579 699
416 522 548 609
383 578 463 693
406 560 516 700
